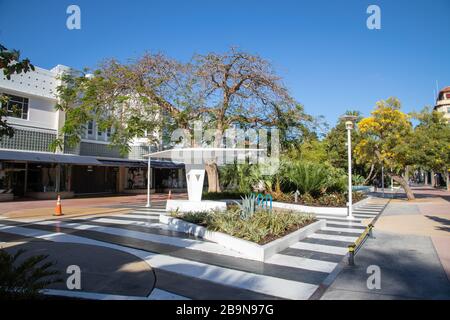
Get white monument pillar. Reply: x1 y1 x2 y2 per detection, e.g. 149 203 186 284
185 164 205 201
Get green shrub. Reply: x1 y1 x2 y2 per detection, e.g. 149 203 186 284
219 163 263 193
284 162 329 197
325 167 347 193
171 208 315 245
0 248 61 299
202 191 245 200
297 191 366 207
271 190 294 202
352 174 366 185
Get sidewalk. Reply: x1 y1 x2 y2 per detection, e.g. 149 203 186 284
321 186 450 299
0 193 187 221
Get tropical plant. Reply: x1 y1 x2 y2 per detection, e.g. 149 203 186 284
0 248 61 299
219 163 270 193
325 166 347 193
284 161 329 197
352 174 366 185
202 191 245 200
171 208 315 244
234 194 257 220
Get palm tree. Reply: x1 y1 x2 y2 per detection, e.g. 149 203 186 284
0 248 61 299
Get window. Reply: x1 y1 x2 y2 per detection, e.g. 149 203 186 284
1 94 29 119
446 93 450 100
106 127 112 138
87 121 94 135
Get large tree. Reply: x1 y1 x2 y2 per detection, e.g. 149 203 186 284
0 44 34 140
355 97 416 199
192 48 312 191
55 48 314 192
410 107 450 190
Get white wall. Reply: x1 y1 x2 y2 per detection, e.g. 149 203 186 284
1 88 58 131
0 66 58 99
0 65 70 132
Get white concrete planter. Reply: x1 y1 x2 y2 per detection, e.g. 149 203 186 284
165 200 227 213
159 215 325 261
272 196 371 217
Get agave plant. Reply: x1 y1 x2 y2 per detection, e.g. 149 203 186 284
233 193 256 220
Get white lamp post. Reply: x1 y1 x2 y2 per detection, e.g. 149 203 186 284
146 156 151 208
341 115 357 220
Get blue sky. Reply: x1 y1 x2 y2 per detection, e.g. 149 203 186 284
1 0 449 128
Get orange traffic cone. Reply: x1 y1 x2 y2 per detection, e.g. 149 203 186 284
168 190 172 200
54 194 63 216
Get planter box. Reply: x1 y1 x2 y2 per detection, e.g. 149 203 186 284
272 196 371 217
165 200 227 213
159 215 325 261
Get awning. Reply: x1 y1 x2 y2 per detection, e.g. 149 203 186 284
150 159 184 169
0 149 184 169
97 158 147 168
0 149 101 165
97 158 183 169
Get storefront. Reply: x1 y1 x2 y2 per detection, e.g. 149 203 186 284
71 165 118 195
123 160 185 194
0 150 101 200
0 150 186 200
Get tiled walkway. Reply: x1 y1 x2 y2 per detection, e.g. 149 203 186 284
0 198 388 300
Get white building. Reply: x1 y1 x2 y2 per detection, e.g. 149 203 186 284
0 64 185 200
434 86 450 122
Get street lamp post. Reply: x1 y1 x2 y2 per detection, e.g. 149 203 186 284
146 156 151 208
342 115 357 220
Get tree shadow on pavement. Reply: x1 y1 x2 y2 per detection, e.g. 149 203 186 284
425 215 450 233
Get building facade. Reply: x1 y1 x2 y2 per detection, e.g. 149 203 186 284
434 86 450 122
0 64 185 200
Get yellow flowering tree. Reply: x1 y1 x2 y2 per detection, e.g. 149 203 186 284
355 97 415 199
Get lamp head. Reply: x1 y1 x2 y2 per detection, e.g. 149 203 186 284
345 120 354 130
341 114 358 130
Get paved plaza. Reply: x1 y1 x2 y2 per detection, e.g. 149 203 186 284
0 187 448 300
322 186 450 299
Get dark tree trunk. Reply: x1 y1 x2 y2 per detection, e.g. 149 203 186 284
446 169 450 192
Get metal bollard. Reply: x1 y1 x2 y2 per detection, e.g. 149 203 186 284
348 244 356 266
368 224 374 237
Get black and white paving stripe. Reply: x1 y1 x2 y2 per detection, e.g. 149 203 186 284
0 199 387 300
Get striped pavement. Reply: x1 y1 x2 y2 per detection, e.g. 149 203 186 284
0 198 388 300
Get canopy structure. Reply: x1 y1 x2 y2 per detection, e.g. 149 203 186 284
144 147 264 209
0 149 102 165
